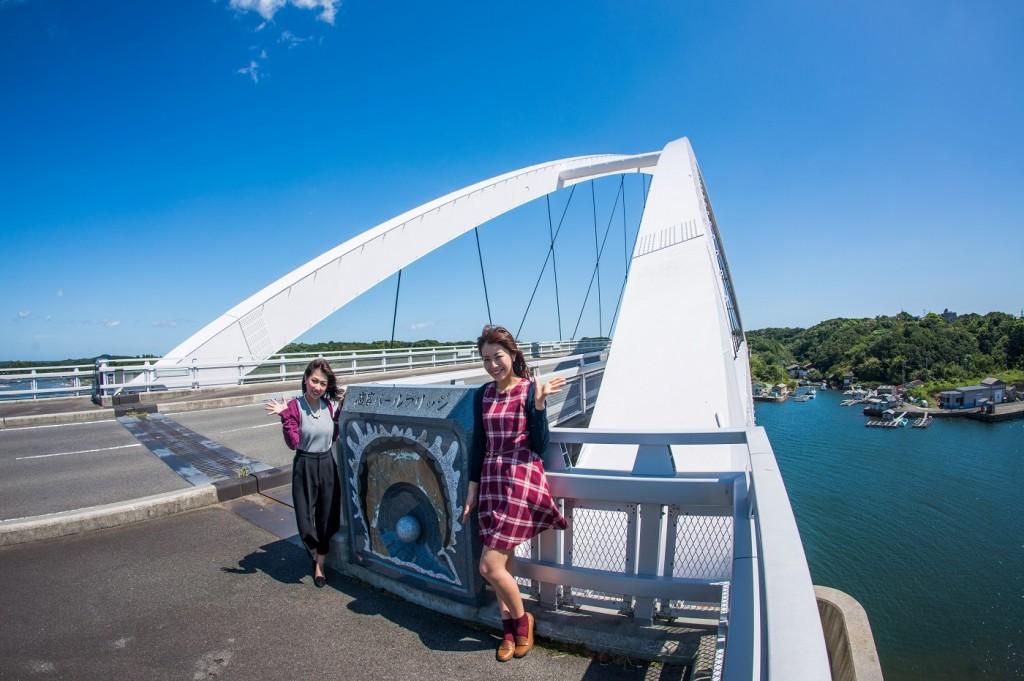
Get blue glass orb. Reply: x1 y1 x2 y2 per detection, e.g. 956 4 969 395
395 515 421 543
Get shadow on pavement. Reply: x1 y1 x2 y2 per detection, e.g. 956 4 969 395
221 537 308 585
341 581 494 653
219 536 692 676
580 659 690 680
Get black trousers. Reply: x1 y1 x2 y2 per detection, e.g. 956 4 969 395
292 450 341 556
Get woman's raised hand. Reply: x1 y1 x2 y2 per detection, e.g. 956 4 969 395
536 376 566 409
264 398 288 416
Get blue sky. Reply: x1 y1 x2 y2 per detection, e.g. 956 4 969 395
2 0 1022 360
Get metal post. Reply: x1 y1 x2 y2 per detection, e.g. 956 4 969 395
280 358 286 383
580 364 588 413
93 359 104 399
538 503 562 609
634 502 664 623
30 369 38 400
622 503 638 615
659 506 681 617
73 367 81 396
144 360 152 393
559 500 577 609
191 358 199 390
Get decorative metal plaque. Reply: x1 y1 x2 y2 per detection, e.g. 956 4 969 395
339 384 485 605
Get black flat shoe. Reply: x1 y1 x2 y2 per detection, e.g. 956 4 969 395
314 574 326 588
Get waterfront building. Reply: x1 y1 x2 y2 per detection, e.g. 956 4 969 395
786 363 815 379
940 377 1007 409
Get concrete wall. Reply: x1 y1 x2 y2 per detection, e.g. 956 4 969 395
815 585 884 681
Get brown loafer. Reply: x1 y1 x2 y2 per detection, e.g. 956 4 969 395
513 612 534 658
496 639 516 662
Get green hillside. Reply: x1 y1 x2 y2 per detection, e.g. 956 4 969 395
747 311 1024 391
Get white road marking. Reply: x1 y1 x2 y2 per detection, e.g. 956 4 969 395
218 422 279 434
16 443 142 460
0 419 118 432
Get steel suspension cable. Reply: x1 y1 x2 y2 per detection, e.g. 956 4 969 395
571 179 624 340
515 186 576 339
473 227 493 326
389 269 402 347
590 181 603 336
622 174 628 269
609 173 652 332
548 194 563 341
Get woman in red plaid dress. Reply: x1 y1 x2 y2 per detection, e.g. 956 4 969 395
461 325 567 662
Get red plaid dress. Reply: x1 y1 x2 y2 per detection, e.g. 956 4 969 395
477 379 567 550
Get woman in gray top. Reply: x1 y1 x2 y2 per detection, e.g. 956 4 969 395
265 359 345 587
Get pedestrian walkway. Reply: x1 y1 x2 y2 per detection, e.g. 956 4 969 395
0 506 688 681
118 413 271 486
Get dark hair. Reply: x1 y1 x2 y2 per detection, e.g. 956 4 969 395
301 358 340 400
476 325 531 380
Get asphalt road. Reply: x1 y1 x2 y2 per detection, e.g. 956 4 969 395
0 404 289 521
171 403 294 469
0 507 683 681
0 419 189 521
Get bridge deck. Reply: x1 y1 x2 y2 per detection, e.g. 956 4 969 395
0 506 688 680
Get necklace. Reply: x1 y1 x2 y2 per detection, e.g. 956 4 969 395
303 395 322 419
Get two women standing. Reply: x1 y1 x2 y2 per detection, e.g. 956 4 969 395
268 325 567 664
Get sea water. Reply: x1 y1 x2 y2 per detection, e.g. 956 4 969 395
755 390 1024 680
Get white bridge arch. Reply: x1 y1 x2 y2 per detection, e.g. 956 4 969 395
158 137 754 458
160 151 658 369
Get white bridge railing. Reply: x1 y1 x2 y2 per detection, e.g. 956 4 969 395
0 339 610 401
508 426 830 681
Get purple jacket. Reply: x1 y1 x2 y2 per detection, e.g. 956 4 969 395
280 397 340 451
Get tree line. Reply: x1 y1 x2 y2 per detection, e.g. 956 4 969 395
748 310 1024 388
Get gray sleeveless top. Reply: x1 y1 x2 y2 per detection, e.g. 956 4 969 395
297 396 336 453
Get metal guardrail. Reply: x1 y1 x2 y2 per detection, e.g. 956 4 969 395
0 339 611 401
510 425 830 680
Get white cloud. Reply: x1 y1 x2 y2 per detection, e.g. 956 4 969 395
230 0 339 25
409 321 433 331
237 60 262 83
17 309 31 319
151 320 178 328
278 30 308 48
56 288 64 297
103 319 121 328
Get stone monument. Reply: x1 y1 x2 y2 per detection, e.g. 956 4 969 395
338 383 486 605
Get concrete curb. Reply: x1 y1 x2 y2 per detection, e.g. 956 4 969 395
212 466 292 502
1 408 116 429
815 585 885 681
157 391 299 415
0 466 294 547
0 486 219 548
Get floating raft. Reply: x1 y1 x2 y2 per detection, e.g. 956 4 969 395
866 412 908 428
912 414 932 428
